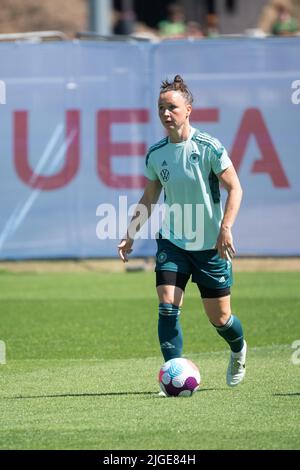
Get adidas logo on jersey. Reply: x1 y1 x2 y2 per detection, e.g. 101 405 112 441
162 160 168 166
219 276 226 283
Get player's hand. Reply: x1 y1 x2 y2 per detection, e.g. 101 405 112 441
215 226 236 261
118 238 134 263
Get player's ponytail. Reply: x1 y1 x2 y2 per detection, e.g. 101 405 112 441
160 75 193 104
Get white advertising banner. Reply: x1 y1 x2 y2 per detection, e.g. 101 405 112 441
0 38 299 258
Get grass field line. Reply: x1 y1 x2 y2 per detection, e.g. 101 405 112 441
4 342 292 364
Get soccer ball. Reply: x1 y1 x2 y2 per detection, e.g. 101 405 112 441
158 358 201 397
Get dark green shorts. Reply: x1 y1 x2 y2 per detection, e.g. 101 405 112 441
155 237 233 290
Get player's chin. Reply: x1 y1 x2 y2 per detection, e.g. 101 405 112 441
163 121 174 128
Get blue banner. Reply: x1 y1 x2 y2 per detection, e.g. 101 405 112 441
0 38 299 258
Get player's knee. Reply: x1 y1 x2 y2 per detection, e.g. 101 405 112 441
158 295 182 306
210 311 231 327
156 286 183 306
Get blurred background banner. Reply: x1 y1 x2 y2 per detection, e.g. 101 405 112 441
0 38 299 258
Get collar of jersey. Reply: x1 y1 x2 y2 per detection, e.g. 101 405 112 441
167 127 195 146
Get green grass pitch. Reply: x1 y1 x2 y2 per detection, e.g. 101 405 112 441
0 269 299 450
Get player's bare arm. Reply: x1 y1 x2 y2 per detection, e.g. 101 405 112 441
216 165 243 260
118 179 162 262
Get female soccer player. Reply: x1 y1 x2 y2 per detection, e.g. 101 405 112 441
118 75 246 387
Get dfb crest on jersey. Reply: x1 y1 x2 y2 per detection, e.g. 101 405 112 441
157 251 167 263
160 168 170 182
189 153 200 164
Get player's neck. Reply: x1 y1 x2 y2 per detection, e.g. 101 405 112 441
168 124 191 143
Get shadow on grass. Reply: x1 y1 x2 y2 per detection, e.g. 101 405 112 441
3 387 220 399
273 392 300 397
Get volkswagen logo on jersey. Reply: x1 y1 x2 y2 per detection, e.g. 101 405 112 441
160 168 170 182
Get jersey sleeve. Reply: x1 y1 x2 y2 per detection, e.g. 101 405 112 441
144 151 158 180
211 145 232 175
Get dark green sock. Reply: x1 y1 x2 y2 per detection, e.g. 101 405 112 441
214 314 244 353
158 303 182 361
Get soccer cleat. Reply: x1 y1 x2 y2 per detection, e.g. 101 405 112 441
226 340 247 387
